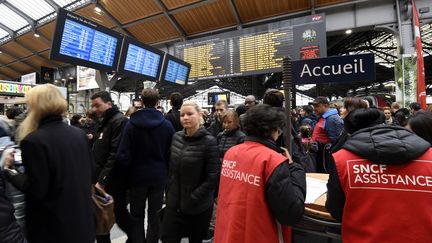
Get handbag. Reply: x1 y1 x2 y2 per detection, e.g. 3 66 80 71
92 185 115 235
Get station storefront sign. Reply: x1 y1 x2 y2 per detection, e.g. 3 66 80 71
0 81 32 96
292 53 375 85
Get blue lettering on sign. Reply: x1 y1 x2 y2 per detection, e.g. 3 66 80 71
292 53 375 84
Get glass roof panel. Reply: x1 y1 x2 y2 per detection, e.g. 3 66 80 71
53 0 77 7
0 4 29 31
0 27 9 39
8 0 55 21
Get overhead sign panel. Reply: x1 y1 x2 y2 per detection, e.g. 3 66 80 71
117 37 164 80
292 53 375 85
174 14 326 81
160 54 191 85
50 8 122 71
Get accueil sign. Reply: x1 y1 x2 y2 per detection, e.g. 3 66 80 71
292 53 375 84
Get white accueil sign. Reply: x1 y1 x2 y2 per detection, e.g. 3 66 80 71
21 72 36 85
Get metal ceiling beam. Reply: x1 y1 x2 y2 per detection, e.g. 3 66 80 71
0 48 39 71
0 22 15 38
94 1 135 37
0 48 50 70
14 39 58 67
1 0 37 28
122 0 215 29
228 0 242 29
153 0 186 38
44 0 60 11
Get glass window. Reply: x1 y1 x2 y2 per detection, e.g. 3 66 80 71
8 0 55 21
0 4 29 31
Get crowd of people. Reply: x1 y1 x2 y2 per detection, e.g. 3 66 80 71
0 84 431 243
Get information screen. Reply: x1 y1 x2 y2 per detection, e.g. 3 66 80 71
160 54 191 85
50 9 122 71
174 14 326 81
117 37 164 80
59 19 118 66
124 44 161 78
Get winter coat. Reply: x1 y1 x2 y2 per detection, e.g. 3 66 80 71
216 128 245 158
207 119 223 138
0 168 26 243
117 108 175 187
20 115 95 243
165 107 182 132
92 107 128 185
0 133 25 229
326 124 431 221
166 127 219 215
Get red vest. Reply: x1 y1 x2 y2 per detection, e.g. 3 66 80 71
311 117 330 144
214 141 291 243
333 148 432 243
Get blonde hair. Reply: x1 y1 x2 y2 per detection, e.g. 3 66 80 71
181 101 204 124
18 84 68 142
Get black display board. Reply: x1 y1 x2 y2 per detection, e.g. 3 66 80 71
117 36 164 81
174 14 326 81
50 8 122 71
160 54 191 85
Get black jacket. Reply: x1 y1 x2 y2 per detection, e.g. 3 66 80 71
246 137 306 225
166 127 219 215
20 115 95 243
207 119 223 138
165 107 182 132
0 169 26 243
326 125 431 221
217 128 245 158
92 107 128 185
117 108 175 187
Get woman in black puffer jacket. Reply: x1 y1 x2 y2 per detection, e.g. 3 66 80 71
161 101 219 243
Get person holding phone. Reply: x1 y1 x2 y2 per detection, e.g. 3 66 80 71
214 104 306 243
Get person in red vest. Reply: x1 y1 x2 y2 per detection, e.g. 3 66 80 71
326 108 432 242
215 104 306 243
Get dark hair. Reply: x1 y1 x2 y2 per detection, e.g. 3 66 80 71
394 108 411 126
263 89 284 107
235 104 247 116
343 97 368 114
91 91 112 103
344 108 385 134
70 114 82 126
243 104 285 139
408 111 432 146
299 125 312 138
169 92 183 107
141 88 159 108
409 102 421 111
302 105 313 115
6 107 23 119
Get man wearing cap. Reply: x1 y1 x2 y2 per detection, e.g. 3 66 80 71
309 96 343 172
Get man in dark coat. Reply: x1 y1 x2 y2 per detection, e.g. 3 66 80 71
91 91 129 243
165 92 183 132
207 100 228 137
117 88 175 243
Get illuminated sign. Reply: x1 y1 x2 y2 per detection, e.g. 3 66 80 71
0 82 32 95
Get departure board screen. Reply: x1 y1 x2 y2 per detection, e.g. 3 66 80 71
160 54 191 85
174 14 326 81
117 37 164 80
50 9 122 71
59 19 118 66
124 44 161 78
